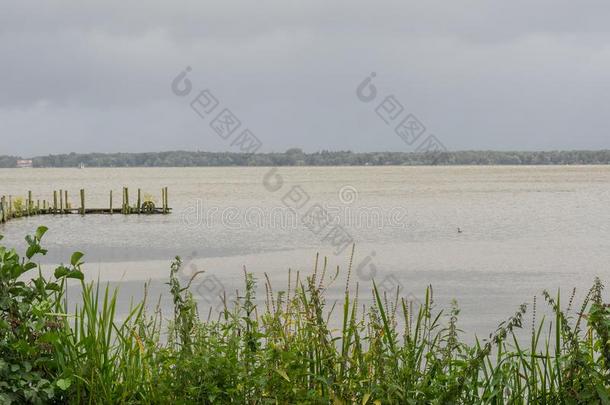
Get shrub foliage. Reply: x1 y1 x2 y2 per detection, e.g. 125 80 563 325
1 227 610 403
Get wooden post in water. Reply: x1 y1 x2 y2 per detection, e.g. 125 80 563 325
162 187 168 214
65 190 68 211
165 187 169 213
59 189 64 214
123 187 130 214
1 196 5 223
27 191 32 216
80 189 85 215
36 200 40 215
53 191 57 214
165 187 169 214
110 190 113 214
161 188 164 213
137 189 141 214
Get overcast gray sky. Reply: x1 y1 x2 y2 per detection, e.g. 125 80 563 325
2 1 609 157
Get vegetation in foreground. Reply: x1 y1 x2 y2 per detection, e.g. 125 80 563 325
1 227 610 404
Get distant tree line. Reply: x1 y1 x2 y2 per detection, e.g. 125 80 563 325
2 149 610 168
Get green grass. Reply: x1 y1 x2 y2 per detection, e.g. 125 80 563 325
1 227 610 404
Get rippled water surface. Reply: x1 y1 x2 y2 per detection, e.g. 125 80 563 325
1 166 609 336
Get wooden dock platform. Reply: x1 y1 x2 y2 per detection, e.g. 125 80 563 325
0 187 171 225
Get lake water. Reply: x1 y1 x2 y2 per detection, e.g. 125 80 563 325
1 166 609 337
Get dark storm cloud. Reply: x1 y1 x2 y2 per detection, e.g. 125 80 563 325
1 0 610 156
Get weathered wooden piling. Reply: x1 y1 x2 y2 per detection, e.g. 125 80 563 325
28 191 33 216
165 187 169 214
161 187 169 214
1 196 6 223
122 187 130 214
80 189 85 215
161 188 165 213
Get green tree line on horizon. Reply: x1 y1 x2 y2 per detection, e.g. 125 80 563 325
2 149 610 168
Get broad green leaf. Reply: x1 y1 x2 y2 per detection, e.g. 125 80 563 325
66 270 84 280
45 282 61 291
54 266 69 279
24 262 37 272
56 378 72 391
26 245 38 259
35 226 49 241
70 251 84 266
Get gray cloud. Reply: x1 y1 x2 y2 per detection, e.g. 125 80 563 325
1 0 610 156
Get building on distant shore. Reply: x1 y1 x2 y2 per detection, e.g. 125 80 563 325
16 159 33 168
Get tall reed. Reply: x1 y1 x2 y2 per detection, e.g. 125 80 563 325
1 227 610 404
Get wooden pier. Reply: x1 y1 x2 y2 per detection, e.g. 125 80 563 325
0 187 171 225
